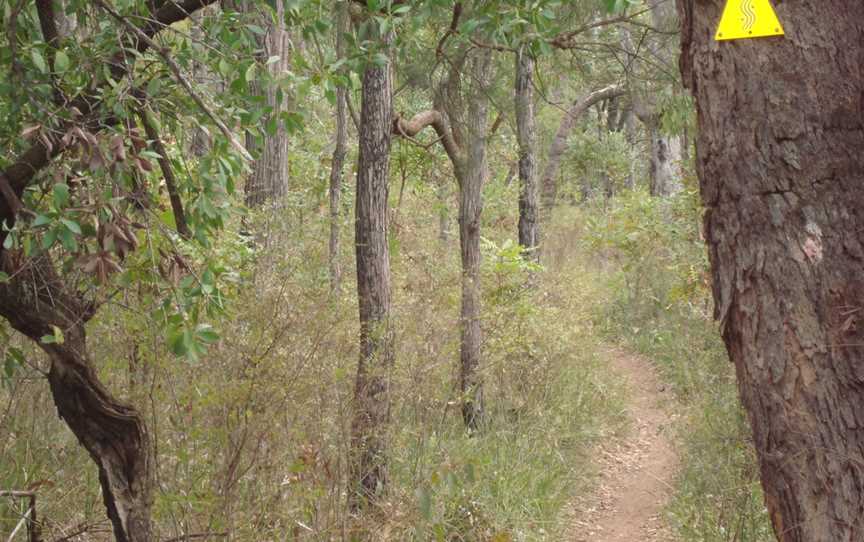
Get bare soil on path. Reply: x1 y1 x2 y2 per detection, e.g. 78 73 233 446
567 348 679 541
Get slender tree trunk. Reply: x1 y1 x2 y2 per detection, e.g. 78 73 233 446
242 0 290 207
456 49 492 430
680 2 864 540
0 258 151 542
621 104 637 189
350 34 394 504
437 175 450 242
514 47 539 261
646 119 683 197
328 3 349 295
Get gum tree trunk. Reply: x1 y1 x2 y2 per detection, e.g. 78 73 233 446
0 2 216 538
328 2 349 294
679 1 864 540
240 0 290 207
514 47 539 259
456 49 492 430
0 259 151 542
350 33 394 503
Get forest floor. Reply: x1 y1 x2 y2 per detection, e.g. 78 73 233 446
566 347 679 541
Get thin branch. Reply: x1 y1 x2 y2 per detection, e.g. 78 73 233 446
549 7 653 50
163 532 228 542
93 0 252 161
137 107 192 239
436 2 462 60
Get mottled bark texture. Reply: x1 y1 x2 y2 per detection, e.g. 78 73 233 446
240 0 290 207
0 2 215 539
350 34 394 504
328 2 349 295
451 49 493 430
679 1 864 540
539 84 624 217
515 47 539 260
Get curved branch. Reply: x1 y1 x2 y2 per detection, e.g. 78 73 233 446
540 84 626 214
392 110 463 170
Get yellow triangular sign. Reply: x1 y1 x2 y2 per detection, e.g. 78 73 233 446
715 0 784 41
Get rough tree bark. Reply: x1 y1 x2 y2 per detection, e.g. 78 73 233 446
680 1 864 540
539 84 624 217
328 2 349 295
0 260 152 542
0 2 216 539
350 33 395 503
240 0 290 207
456 48 493 430
514 46 539 260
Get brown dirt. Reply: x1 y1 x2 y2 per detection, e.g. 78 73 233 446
567 348 679 541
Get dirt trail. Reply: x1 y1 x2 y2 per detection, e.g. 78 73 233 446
568 348 678 541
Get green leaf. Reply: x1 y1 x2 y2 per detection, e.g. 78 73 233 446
61 218 82 234
31 49 47 73
42 228 58 249
33 214 52 227
59 227 77 251
196 325 220 344
53 183 70 208
0 271 8 283
40 325 64 345
54 50 69 71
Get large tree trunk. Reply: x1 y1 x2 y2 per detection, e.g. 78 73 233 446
0 258 151 542
514 47 539 260
679 2 864 540
241 0 290 207
455 49 492 430
328 3 349 295
350 34 394 504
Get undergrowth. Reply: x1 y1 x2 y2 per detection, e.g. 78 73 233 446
1 181 624 541
577 188 774 541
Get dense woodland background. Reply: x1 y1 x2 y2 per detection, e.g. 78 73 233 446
0 0 796 540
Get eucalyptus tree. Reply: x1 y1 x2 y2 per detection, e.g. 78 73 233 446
223 0 292 207
348 1 398 503
0 0 266 538
328 2 351 294
391 0 497 429
620 0 686 197
680 1 864 540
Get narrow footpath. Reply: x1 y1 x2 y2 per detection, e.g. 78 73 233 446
568 348 678 541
